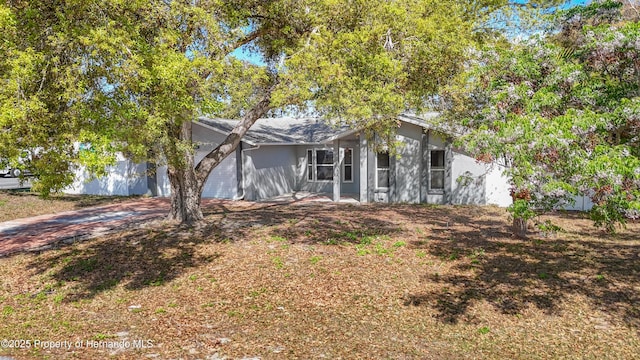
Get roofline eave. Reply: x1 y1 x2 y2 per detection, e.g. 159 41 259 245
193 119 258 146
322 128 362 143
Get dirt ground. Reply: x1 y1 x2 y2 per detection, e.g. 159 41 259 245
0 201 639 359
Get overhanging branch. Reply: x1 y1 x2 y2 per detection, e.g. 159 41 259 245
193 81 277 189
225 28 267 56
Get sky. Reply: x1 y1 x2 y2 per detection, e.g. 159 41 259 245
230 0 594 65
566 0 592 8
231 47 265 66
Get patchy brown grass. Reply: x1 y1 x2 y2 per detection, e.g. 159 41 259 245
0 191 139 222
0 202 638 359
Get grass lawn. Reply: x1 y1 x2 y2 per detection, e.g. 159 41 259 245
0 201 639 359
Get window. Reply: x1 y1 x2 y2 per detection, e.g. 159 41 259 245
307 148 352 182
343 148 353 182
307 150 313 181
376 152 390 189
316 149 334 181
430 150 445 191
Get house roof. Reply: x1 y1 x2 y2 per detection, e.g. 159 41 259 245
397 112 439 128
196 112 446 145
399 112 465 137
197 117 352 145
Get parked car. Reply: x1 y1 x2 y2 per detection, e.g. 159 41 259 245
0 150 35 178
0 166 23 178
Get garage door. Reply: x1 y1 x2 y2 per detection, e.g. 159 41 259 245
198 150 238 199
155 151 237 199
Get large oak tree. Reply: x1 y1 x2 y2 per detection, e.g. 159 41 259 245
0 0 566 224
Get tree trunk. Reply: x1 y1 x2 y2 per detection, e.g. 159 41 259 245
512 217 528 238
165 83 276 225
166 120 204 224
167 164 204 224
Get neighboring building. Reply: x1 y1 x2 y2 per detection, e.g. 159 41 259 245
65 152 149 197
66 114 514 207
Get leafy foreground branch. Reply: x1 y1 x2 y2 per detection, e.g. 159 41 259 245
443 0 640 236
0 0 569 225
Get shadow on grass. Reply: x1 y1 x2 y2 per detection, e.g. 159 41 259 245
27 224 221 303
21 201 400 304
394 205 640 328
217 203 404 245
17 200 640 330
21 200 398 303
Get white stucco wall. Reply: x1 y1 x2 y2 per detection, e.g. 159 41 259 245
562 195 594 211
66 153 148 196
485 164 513 207
450 151 487 205
483 164 594 210
395 123 422 203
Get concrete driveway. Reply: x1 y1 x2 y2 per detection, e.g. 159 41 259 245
0 198 170 257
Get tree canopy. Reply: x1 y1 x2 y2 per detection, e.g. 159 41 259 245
442 0 640 234
1 0 570 223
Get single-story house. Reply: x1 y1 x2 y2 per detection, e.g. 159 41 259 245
66 113 518 207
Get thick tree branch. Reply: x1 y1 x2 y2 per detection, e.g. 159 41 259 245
225 28 267 56
194 82 277 189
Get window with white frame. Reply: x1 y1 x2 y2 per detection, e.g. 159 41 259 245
343 148 353 182
315 149 333 181
307 148 353 182
430 150 445 191
307 149 313 181
376 152 390 189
